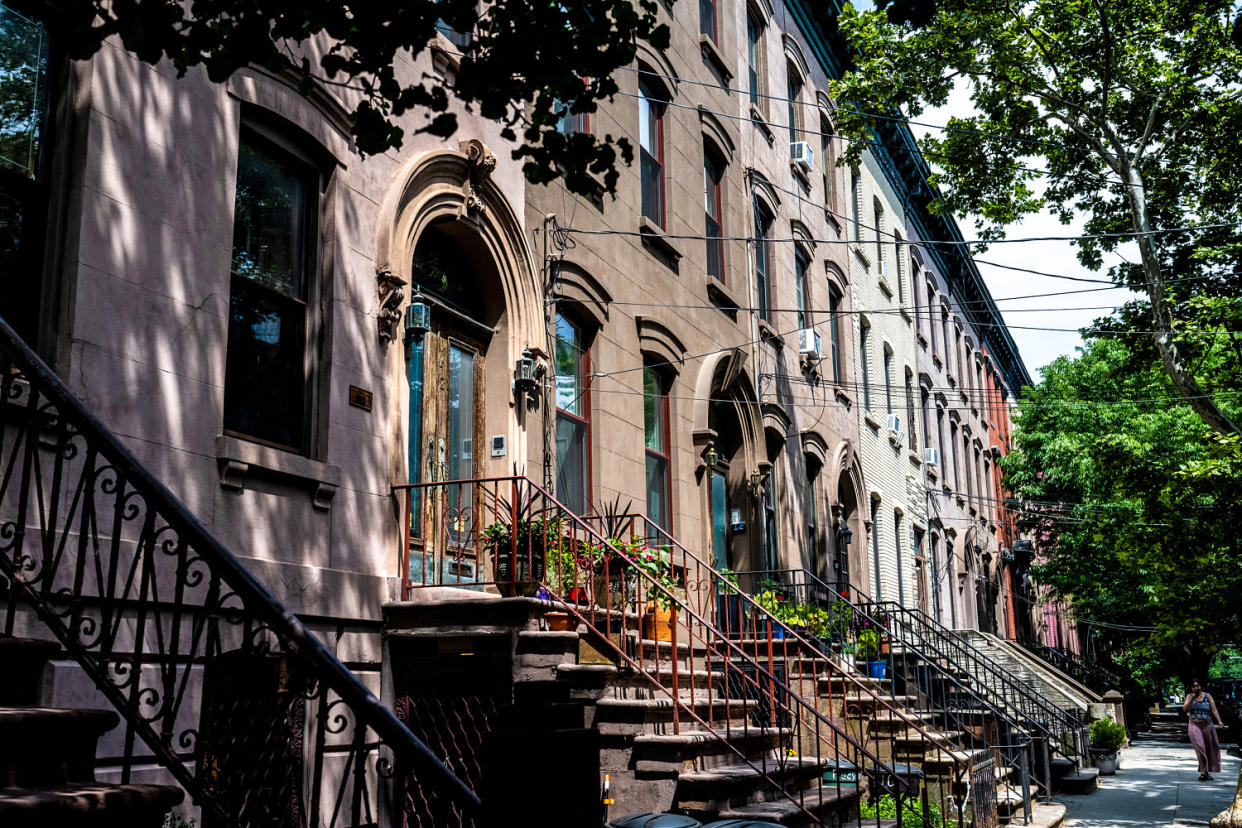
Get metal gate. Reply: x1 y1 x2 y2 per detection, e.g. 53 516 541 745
970 750 1000 828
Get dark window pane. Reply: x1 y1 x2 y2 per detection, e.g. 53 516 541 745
646 452 669 533
643 366 664 453
223 277 306 449
555 313 584 415
699 0 717 41
555 413 588 514
232 142 306 297
0 3 50 180
640 148 663 226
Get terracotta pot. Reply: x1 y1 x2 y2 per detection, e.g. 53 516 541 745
643 603 676 642
545 611 575 632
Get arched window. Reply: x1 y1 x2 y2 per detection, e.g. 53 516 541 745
643 363 672 533
859 318 872 410
746 10 766 110
828 280 844 384
786 63 803 145
754 199 773 320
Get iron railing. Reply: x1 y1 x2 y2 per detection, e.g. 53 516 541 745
1018 642 1119 696
0 317 480 826
397 481 975 827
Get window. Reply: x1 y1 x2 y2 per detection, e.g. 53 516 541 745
927 287 939 355
555 98 589 136
763 477 778 571
704 149 724 282
820 120 834 210
644 365 672 533
224 131 320 451
859 320 872 410
913 527 926 612
850 168 862 242
870 499 882 600
905 369 917 450
894 510 905 605
700 0 718 42
795 246 810 329
977 362 986 414
1 1 52 344
746 12 764 109
964 346 974 398
828 283 843 384
936 407 946 470
883 347 893 414
873 199 885 274
639 78 665 228
941 308 953 376
921 388 932 451
964 435 974 500
555 312 591 514
913 262 923 338
805 464 818 557
929 532 942 621
955 328 964 386
786 66 802 145
893 232 905 303
949 421 960 489
754 200 772 321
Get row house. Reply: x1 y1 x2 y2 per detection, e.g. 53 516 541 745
1 0 1106 825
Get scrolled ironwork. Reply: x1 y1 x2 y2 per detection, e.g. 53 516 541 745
0 316 480 826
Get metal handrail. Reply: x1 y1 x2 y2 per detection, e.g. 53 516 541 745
397 481 949 826
1018 641 1119 694
0 316 480 824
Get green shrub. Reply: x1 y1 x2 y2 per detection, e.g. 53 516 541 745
859 793 944 828
1090 717 1127 752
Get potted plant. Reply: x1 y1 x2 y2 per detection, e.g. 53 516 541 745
630 543 680 642
482 513 562 597
1089 718 1126 775
753 585 788 639
857 627 887 679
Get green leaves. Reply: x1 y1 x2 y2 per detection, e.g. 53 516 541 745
64 0 666 198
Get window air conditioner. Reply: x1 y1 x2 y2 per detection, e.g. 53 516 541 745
880 262 892 285
790 141 815 173
924 447 940 466
887 413 901 433
798 328 822 360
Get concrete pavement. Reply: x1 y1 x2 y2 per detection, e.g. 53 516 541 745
1061 739 1239 828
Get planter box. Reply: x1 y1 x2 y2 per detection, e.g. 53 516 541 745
1092 750 1120 775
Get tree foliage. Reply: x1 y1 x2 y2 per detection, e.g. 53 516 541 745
1001 332 1242 681
831 0 1242 436
55 0 670 197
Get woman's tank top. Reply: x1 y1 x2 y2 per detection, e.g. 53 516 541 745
1189 695 1211 721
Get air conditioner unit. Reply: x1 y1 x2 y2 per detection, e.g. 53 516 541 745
924 447 940 466
798 328 822 360
887 413 901 433
790 141 815 173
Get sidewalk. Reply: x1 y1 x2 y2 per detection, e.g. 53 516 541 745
1061 739 1239 828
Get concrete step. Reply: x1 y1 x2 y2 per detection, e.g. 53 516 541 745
594 696 757 735
0 783 184 828
632 727 791 773
0 708 120 787
715 784 863 825
675 757 829 813
0 637 59 706
1054 767 1099 795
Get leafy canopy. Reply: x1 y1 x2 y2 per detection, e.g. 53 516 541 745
57 0 670 196
1002 333 1242 681
831 0 1242 436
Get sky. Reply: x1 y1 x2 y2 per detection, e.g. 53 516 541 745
912 84 1141 383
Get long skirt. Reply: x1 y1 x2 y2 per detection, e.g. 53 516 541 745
1189 719 1222 774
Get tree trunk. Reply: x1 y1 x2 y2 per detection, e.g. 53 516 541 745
1122 164 1241 437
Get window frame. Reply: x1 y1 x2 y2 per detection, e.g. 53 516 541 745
699 0 719 43
555 310 593 514
704 146 725 283
794 245 811 330
859 319 872 411
754 199 773 321
643 363 673 534
786 64 803 146
828 281 843 385
223 123 324 455
746 11 765 111
638 76 666 228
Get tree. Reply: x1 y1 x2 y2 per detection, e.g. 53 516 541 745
1001 334 1242 682
831 0 1242 436
56 0 669 197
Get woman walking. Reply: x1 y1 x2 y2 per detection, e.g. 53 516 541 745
1183 679 1224 780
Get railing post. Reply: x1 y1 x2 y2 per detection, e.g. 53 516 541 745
509 478 519 594
401 490 411 599
671 600 680 735
1019 743 1032 824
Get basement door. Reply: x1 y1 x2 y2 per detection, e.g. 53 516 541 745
407 325 486 587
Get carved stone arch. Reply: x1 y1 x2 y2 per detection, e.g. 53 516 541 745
801 429 829 470
747 0 775 23
919 371 934 390
761 402 792 460
790 219 816 253
553 261 612 329
699 107 737 163
816 91 835 123
636 43 680 98
636 316 687 371
227 69 352 166
374 146 540 350
782 34 811 82
692 349 760 461
825 259 848 290
748 169 782 214
910 245 926 268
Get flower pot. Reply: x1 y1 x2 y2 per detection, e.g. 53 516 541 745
490 538 546 597
592 569 628 611
839 653 857 673
545 611 575 632
1091 750 1119 775
866 660 889 679
643 603 676 642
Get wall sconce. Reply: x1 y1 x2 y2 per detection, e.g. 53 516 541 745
747 468 768 497
513 347 545 400
837 524 853 546
405 292 430 340
704 443 719 468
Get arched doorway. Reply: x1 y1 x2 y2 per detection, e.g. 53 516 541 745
828 442 868 601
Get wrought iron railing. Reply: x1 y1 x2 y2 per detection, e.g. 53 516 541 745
874 604 1091 769
397 481 975 827
0 317 480 826
1018 641 1119 696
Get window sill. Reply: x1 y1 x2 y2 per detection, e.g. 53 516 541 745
900 307 914 324
791 162 812 191
825 210 842 235
864 411 884 431
833 386 854 407
852 245 870 270
757 318 782 346
749 104 775 145
699 34 734 82
878 276 894 298
916 331 928 348
932 354 943 369
216 435 341 510
907 449 923 466
638 216 681 271
706 278 742 321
